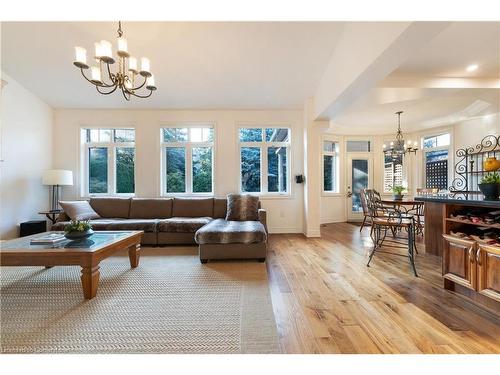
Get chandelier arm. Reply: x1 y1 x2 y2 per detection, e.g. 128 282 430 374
121 86 131 101
130 75 147 91
96 84 119 95
102 62 117 86
80 68 98 85
129 90 153 99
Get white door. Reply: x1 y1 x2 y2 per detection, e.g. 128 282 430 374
346 154 373 221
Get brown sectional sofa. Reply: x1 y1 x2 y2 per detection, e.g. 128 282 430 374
53 197 267 262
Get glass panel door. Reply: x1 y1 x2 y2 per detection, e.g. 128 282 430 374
347 154 373 221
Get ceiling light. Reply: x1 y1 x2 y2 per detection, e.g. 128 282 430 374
73 21 157 101
382 111 418 161
466 64 478 72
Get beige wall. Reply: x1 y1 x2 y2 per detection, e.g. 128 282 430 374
53 109 305 234
0 72 53 239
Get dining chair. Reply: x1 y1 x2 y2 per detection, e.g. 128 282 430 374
363 189 418 276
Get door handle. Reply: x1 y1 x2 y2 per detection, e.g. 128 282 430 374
476 248 482 266
346 186 352 198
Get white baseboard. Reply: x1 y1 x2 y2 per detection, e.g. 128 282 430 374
268 227 302 234
320 217 347 224
304 229 321 238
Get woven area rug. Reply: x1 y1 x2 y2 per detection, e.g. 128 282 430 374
0 247 280 354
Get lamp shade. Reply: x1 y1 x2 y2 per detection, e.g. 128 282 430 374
42 170 73 186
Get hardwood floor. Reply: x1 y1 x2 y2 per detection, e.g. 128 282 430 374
266 222 500 354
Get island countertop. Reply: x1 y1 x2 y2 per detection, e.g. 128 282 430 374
415 194 500 208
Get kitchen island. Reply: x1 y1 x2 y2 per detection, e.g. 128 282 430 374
415 194 499 312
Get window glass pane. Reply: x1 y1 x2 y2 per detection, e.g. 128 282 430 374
425 150 448 190
265 128 289 142
268 147 287 193
99 129 112 143
239 128 262 142
346 140 371 152
241 147 261 192
190 127 213 143
352 159 369 212
89 147 108 194
323 141 338 153
192 147 212 193
115 129 135 143
163 128 188 142
436 133 450 147
116 147 135 194
383 154 403 193
166 147 186 193
89 129 99 142
323 155 333 191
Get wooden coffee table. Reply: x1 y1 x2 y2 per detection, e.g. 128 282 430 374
0 231 143 299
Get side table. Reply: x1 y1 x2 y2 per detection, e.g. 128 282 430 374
38 210 63 225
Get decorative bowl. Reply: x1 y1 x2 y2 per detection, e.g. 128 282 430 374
64 229 94 240
393 194 404 200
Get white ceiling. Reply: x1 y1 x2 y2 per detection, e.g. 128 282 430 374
332 22 500 132
1 22 344 109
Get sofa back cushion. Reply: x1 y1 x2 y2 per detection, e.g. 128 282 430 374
59 200 101 221
225 194 260 221
172 198 214 218
213 198 227 219
129 198 173 219
89 197 131 218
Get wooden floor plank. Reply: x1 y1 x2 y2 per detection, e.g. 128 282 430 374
267 222 500 354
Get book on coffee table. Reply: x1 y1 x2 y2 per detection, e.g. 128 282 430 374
30 233 66 245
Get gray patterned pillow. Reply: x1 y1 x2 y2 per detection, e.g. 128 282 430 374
59 201 100 221
225 194 259 221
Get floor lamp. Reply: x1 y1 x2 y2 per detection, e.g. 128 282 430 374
42 170 73 211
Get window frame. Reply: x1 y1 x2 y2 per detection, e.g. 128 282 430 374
237 125 291 196
81 127 136 197
421 131 452 191
321 136 341 196
160 123 215 196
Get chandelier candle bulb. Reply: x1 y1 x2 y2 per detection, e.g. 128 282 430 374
90 66 102 84
99 40 114 63
146 75 156 90
74 46 88 69
140 57 151 76
94 42 103 59
117 36 129 57
128 56 138 73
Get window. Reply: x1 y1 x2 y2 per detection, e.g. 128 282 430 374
382 137 404 192
161 126 214 194
422 133 451 190
346 140 371 152
322 140 339 193
82 128 135 196
238 127 290 194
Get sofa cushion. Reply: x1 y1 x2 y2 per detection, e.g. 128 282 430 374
158 217 212 233
195 219 267 245
225 194 259 221
129 198 173 219
172 198 214 218
59 200 100 221
89 197 131 218
213 198 227 219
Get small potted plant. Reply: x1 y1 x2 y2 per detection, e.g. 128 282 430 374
479 172 500 200
391 185 406 200
63 219 94 240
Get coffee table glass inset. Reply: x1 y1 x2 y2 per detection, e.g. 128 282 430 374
0 231 143 299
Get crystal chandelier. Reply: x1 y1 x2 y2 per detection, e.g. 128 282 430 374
383 111 418 160
73 21 156 100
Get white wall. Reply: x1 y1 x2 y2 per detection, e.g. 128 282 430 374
53 109 304 234
0 72 53 239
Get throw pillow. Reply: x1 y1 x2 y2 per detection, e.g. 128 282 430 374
225 194 259 221
59 201 101 221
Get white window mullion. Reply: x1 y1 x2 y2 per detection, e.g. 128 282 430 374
186 144 192 194
261 145 267 193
